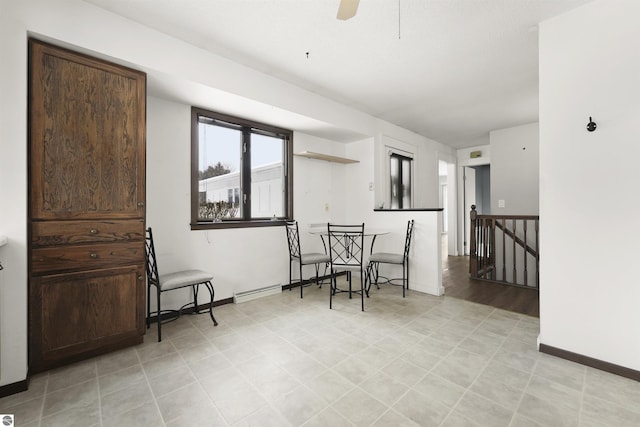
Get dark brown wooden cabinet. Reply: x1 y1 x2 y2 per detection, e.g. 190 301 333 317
28 39 146 373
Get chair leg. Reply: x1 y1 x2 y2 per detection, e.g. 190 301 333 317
402 264 406 298
289 260 293 292
406 260 409 296
329 269 334 309
203 281 218 326
331 269 339 307
314 264 321 288
364 264 371 297
374 263 380 289
322 262 330 288
406 261 410 290
146 283 151 329
360 268 364 311
157 286 162 342
299 263 304 299
193 284 200 312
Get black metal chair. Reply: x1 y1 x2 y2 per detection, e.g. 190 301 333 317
327 223 366 311
145 227 217 342
285 220 331 298
367 219 414 297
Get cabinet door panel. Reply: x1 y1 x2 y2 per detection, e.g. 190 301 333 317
30 40 145 220
31 266 144 369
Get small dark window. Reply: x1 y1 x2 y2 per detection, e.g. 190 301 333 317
390 153 412 209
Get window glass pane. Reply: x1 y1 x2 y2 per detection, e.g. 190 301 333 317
251 133 284 218
402 157 411 208
197 122 241 221
390 155 399 209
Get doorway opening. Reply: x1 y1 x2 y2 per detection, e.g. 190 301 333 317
461 164 490 255
438 160 457 258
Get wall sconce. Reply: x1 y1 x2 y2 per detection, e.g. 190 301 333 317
587 117 597 132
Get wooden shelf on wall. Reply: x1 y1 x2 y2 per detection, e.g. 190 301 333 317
294 151 359 164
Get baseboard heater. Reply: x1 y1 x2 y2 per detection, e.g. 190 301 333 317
233 284 282 304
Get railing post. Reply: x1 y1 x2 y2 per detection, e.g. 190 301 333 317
469 205 477 277
489 218 496 280
501 219 506 281
523 220 528 287
512 219 517 285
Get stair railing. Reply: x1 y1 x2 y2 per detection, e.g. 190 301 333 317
469 205 539 289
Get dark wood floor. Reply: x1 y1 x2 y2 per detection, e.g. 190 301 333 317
443 255 539 317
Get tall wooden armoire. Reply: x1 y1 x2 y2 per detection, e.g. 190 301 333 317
28 39 147 373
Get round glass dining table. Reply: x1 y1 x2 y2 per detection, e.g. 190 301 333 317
307 226 389 254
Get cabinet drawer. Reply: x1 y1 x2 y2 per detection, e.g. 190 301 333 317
32 220 144 247
32 242 144 275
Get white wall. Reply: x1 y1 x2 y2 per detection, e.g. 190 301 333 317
455 122 539 259
374 131 450 210
457 145 491 168
0 0 449 386
0 0 30 387
147 97 289 309
490 122 539 215
445 162 458 256
539 0 640 371
290 133 350 253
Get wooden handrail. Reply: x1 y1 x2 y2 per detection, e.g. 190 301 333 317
470 214 539 220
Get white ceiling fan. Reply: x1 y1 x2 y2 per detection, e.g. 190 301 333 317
337 0 360 20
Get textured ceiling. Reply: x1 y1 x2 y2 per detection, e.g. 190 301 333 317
84 0 593 148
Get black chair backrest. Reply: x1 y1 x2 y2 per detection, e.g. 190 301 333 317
285 221 301 260
404 220 415 259
145 227 160 287
327 223 365 267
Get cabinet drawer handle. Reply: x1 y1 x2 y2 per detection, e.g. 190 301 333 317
137 275 144 281
137 202 144 207
89 253 98 258
90 229 98 234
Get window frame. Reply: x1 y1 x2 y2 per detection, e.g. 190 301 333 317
190 107 293 230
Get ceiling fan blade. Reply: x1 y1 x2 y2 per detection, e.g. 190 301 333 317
337 0 359 20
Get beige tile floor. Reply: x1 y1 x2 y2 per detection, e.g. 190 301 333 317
2 279 640 426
